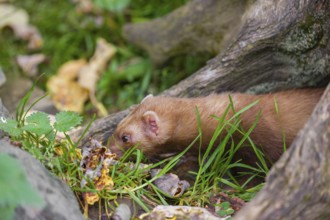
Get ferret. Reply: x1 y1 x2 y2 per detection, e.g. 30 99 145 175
109 89 323 166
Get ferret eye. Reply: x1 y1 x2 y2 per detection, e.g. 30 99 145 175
121 135 130 143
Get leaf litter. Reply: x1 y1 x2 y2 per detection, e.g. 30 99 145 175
16 54 47 77
47 38 116 114
0 4 43 49
79 138 191 206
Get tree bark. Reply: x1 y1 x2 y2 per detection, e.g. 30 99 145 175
125 0 330 97
123 0 251 65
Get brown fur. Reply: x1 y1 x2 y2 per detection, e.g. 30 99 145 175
109 89 323 165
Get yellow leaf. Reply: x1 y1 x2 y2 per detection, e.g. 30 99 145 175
75 148 82 160
54 146 63 156
84 192 99 205
47 74 89 113
78 38 116 92
58 59 87 80
95 164 114 191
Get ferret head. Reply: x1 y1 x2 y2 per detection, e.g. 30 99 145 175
109 95 174 157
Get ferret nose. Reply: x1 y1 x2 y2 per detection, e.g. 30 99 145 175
108 137 124 158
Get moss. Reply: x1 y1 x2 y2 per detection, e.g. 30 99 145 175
279 15 324 54
303 194 312 202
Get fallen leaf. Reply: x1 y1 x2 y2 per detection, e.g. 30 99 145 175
78 38 116 92
58 59 87 80
210 192 245 212
47 59 88 113
11 24 43 49
0 4 29 28
47 74 89 113
80 139 117 205
0 4 43 49
48 38 115 114
80 139 117 186
150 169 190 197
16 54 47 77
95 163 114 190
78 38 116 116
84 192 99 205
54 146 64 156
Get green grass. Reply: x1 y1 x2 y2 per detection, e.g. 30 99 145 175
179 96 268 207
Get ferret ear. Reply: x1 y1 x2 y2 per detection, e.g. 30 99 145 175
142 111 159 136
140 94 153 104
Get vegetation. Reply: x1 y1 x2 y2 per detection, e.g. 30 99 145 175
0 87 267 218
0 0 211 112
0 1 269 219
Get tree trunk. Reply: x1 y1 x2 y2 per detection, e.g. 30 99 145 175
72 0 330 219
123 0 251 65
161 0 330 97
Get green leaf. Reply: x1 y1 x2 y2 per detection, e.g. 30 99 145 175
54 111 82 132
221 201 230 210
217 210 227 217
227 209 235 215
0 119 22 137
0 154 44 207
23 112 53 136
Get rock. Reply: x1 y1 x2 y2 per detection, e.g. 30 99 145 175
0 67 6 87
0 75 57 115
0 140 84 220
140 205 224 220
0 98 10 138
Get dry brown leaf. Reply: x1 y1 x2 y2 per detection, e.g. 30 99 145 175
94 163 114 191
150 169 190 198
11 24 43 49
0 4 29 28
0 4 43 49
77 38 116 116
80 139 117 205
48 38 115 114
16 54 47 77
78 38 116 92
47 59 88 113
58 59 87 80
47 75 89 113
84 192 99 205
54 146 64 156
80 139 117 185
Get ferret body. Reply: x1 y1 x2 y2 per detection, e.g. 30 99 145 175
109 89 323 165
